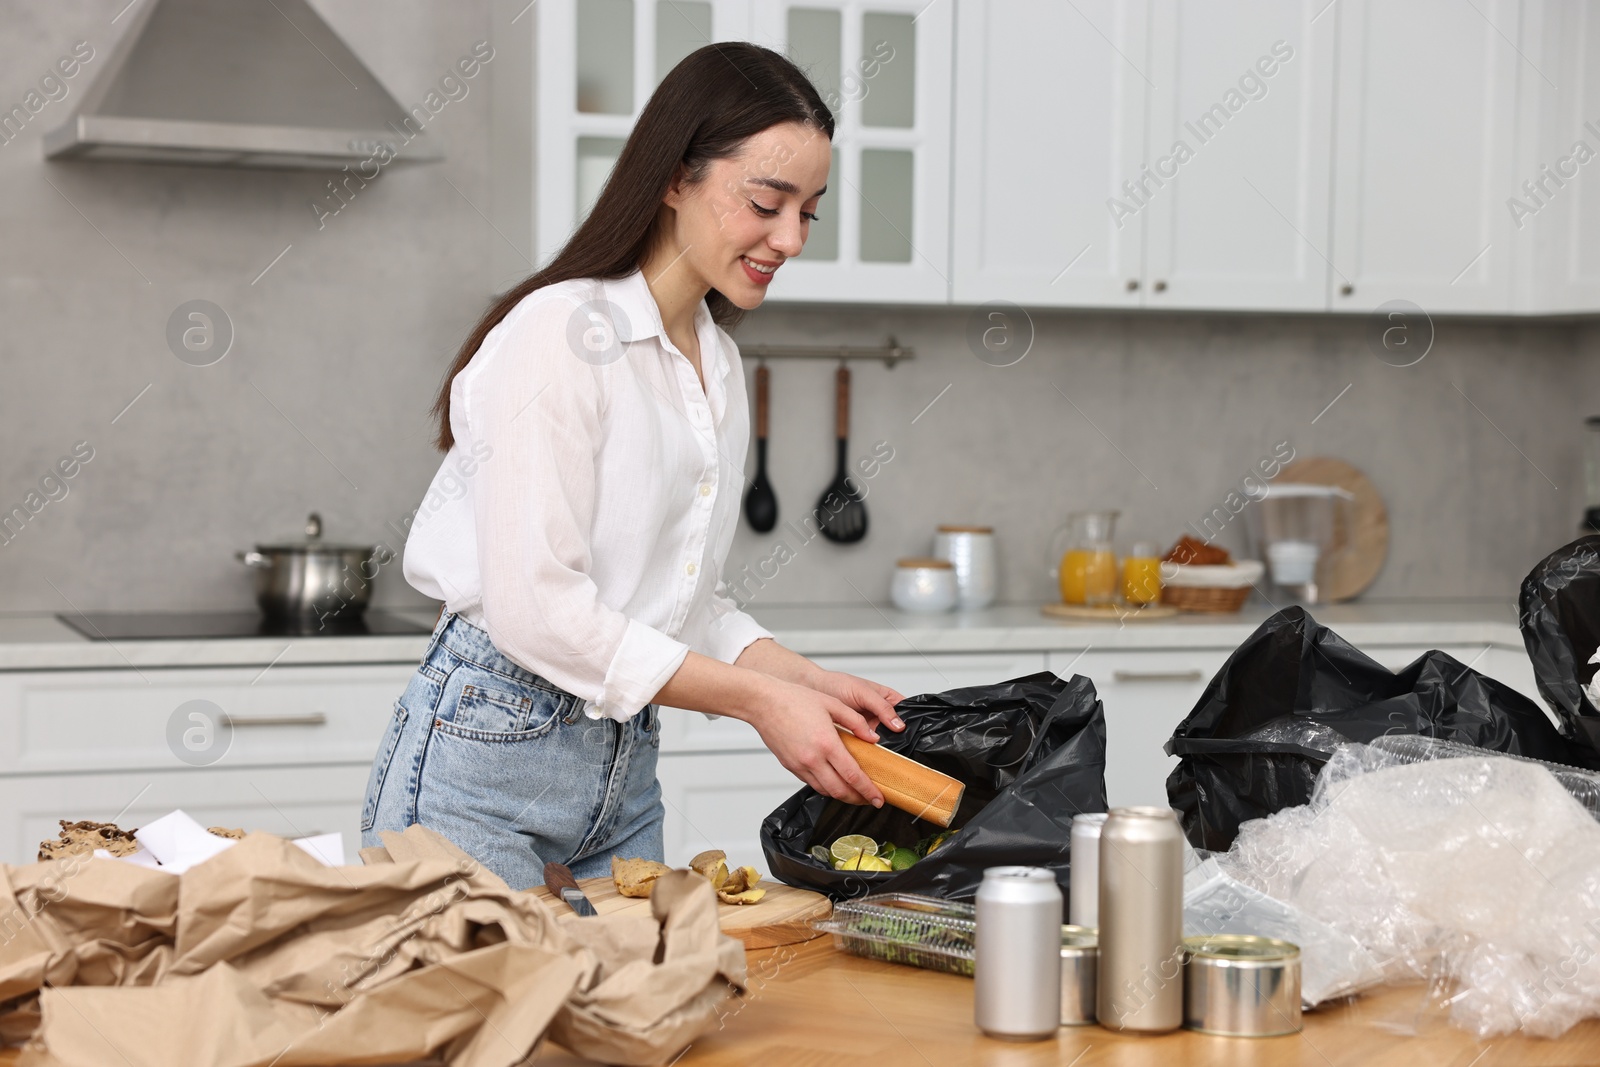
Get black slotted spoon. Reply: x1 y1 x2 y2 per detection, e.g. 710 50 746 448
743 363 778 532
816 364 868 543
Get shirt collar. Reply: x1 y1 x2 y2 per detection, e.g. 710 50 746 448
601 269 733 388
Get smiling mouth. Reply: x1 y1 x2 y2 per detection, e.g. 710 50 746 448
741 255 779 275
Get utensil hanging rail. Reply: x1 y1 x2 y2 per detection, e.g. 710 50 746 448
742 336 914 368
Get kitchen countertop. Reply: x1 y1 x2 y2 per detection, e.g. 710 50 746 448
0 600 1526 672
536 937 1600 1067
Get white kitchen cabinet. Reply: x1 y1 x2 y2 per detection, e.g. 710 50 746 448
526 0 755 270
1140 0 1336 311
0 665 413 775
655 749 795 865
1327 0 1522 313
510 0 951 304
747 0 954 303
1514 1 1600 313
950 0 1149 308
809 651 1050 703
1049 648 1230 809
0 765 371 867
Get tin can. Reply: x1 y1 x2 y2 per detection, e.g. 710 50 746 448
975 866 1063 1041
1096 806 1185 1033
1183 935 1302 1036
1059 924 1098 1026
1069 813 1108 927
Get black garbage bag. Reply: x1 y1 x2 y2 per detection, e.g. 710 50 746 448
760 671 1106 906
1520 535 1600 750
1164 606 1600 851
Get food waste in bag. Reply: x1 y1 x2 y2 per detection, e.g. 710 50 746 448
762 671 1107 904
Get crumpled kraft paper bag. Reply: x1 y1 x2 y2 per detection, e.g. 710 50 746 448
0 825 746 1067
550 870 749 1066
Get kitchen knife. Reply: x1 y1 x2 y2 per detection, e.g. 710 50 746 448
543 861 598 916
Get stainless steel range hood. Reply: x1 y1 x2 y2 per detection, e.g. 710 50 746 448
44 0 440 169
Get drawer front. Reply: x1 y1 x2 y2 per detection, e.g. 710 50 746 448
0 764 371 867
1050 648 1231 809
655 750 796 867
0 665 416 774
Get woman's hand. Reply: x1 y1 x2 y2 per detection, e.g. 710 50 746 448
805 669 906 735
753 680 886 808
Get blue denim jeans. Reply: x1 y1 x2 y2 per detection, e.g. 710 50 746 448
361 612 663 889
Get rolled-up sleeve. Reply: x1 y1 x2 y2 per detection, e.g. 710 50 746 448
463 297 688 720
681 582 774 665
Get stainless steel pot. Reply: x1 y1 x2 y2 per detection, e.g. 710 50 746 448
237 513 379 622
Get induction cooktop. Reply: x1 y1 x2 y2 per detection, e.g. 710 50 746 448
57 610 435 641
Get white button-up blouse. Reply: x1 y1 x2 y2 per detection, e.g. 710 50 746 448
403 271 773 721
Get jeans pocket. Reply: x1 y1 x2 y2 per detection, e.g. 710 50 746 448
434 668 572 741
362 701 409 831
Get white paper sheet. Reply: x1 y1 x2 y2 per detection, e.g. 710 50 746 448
134 809 236 873
292 832 345 867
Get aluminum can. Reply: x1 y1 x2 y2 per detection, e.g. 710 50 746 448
1069 812 1108 927
1096 806 1185 1033
975 866 1062 1040
1183 935 1302 1036
1059 924 1098 1025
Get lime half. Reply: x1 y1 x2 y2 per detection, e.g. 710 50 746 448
830 834 879 865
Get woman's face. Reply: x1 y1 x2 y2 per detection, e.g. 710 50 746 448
664 122 832 309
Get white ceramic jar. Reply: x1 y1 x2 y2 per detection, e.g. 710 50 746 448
890 558 958 612
932 525 997 609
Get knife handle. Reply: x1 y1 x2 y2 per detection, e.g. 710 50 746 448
544 862 582 899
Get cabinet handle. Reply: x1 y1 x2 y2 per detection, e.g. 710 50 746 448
1340 284 1354 296
1153 279 1168 292
1125 278 1139 291
1111 670 1204 683
222 713 329 728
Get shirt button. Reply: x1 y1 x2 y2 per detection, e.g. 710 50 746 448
685 562 697 576
699 484 712 497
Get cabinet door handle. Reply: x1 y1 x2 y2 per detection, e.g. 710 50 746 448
1111 670 1204 683
1339 284 1354 296
1153 279 1168 292
1125 278 1140 291
222 713 329 728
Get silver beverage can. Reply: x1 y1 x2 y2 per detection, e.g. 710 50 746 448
1097 806 1185 1033
1069 812 1108 928
975 866 1063 1041
1059 924 1098 1026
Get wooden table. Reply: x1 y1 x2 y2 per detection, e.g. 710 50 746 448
5 939 1595 1065
541 938 1600 1067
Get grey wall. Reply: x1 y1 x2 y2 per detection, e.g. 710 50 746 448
1 1 1594 616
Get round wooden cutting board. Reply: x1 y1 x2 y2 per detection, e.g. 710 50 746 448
530 875 832 949
1277 456 1389 601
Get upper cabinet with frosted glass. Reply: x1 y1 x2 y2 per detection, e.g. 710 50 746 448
514 0 952 304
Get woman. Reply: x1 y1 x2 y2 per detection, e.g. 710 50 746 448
361 43 906 889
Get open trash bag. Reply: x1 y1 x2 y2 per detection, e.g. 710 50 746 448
760 671 1107 904
1520 534 1600 749
1164 605 1600 850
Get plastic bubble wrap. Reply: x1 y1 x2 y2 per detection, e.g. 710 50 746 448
1210 738 1600 1038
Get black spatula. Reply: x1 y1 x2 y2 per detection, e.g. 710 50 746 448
817 365 867 543
743 363 778 532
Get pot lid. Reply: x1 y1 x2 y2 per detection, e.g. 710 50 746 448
254 512 375 553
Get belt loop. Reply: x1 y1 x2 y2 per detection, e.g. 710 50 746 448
423 608 453 660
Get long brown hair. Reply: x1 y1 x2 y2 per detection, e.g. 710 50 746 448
431 42 834 450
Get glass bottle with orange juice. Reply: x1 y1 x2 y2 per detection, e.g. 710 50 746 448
1050 511 1119 606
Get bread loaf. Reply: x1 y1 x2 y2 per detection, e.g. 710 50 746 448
836 729 964 828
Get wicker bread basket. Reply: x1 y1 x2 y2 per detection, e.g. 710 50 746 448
1159 560 1265 614
1161 584 1252 613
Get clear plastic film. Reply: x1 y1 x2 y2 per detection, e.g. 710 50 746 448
1191 737 1600 1038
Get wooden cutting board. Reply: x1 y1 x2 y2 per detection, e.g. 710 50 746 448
1041 602 1178 621
1277 456 1389 601
529 875 831 949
